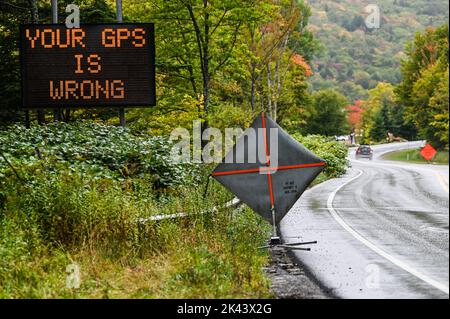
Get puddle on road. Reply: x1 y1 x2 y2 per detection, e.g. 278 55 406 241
309 198 322 211
406 209 449 230
419 225 449 234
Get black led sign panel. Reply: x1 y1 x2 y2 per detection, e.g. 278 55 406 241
19 23 155 109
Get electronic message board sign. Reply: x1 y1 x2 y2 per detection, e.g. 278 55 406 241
19 23 155 109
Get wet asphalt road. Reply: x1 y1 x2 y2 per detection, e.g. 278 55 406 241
280 141 449 299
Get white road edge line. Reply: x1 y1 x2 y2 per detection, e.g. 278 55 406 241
326 169 450 295
435 172 449 193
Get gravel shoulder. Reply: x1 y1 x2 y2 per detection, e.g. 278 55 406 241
264 246 332 299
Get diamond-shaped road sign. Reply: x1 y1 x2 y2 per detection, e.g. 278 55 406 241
420 143 437 161
212 112 326 225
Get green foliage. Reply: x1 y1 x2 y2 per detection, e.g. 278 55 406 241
124 0 261 130
429 71 449 147
277 63 315 132
302 89 349 136
0 122 199 188
0 0 29 122
396 23 449 149
360 82 397 143
292 134 348 178
207 103 255 132
370 110 387 142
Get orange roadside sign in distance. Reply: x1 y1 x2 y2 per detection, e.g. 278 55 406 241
420 144 437 161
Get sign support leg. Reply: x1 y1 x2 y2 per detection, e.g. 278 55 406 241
51 0 58 23
52 0 60 122
119 108 125 127
31 0 45 125
270 206 281 245
116 0 125 127
116 0 123 22
25 111 30 129
260 205 316 250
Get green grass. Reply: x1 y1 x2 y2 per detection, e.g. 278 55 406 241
383 148 449 165
0 168 272 298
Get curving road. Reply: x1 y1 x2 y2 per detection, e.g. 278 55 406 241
280 141 449 298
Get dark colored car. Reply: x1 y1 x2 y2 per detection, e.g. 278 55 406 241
356 145 373 160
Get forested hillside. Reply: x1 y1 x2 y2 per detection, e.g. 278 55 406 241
307 0 449 100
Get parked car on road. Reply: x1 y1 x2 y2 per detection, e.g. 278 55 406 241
355 145 373 160
335 135 349 144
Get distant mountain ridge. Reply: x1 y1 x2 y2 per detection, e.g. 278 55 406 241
306 0 449 100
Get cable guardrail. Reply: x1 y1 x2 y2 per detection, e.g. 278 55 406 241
137 197 241 223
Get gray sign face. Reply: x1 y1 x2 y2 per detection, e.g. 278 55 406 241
212 113 325 225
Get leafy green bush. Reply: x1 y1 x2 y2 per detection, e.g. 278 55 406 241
0 122 199 189
292 134 349 178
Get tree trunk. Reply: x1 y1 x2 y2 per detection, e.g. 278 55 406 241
272 31 291 121
267 61 272 116
249 29 257 111
203 3 209 112
201 0 210 150
186 1 210 151
251 69 256 111
273 58 280 121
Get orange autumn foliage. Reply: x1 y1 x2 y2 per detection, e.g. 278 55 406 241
291 54 313 77
346 100 364 128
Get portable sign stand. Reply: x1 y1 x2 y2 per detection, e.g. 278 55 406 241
212 112 326 251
